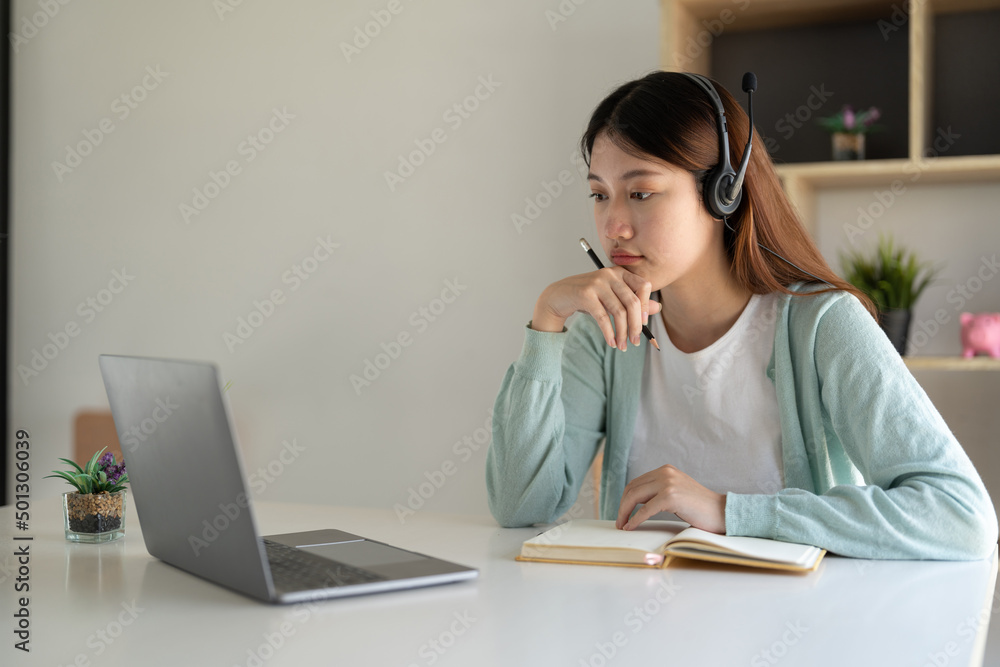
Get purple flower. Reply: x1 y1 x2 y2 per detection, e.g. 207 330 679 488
842 106 856 131
864 107 880 126
106 462 126 485
98 452 115 469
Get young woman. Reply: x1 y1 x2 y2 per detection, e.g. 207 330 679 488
486 71 997 560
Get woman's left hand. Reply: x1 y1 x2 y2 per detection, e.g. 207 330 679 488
616 464 726 534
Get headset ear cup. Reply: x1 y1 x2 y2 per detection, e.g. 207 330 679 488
712 171 741 218
703 168 740 219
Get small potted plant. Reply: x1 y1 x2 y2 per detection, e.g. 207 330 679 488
818 105 881 160
841 235 941 355
46 447 129 543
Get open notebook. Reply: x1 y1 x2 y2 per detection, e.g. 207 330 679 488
517 520 825 573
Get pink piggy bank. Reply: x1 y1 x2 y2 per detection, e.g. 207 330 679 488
961 313 1000 358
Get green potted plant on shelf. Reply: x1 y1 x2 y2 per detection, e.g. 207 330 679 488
818 105 881 160
46 447 129 543
841 235 941 355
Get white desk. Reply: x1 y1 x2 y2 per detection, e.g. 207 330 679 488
1 498 996 666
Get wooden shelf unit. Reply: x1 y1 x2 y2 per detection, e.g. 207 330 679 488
659 0 1000 234
904 356 1000 371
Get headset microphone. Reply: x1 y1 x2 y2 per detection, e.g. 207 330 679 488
725 73 756 207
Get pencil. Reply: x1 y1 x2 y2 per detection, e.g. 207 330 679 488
579 238 660 351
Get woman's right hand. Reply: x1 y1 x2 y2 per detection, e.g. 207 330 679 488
531 267 661 351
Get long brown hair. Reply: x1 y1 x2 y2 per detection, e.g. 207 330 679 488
580 71 876 317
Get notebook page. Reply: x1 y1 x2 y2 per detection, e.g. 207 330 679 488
672 527 820 566
525 519 688 553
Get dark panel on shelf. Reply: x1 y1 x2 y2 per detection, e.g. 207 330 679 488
932 9 1000 157
712 14 909 164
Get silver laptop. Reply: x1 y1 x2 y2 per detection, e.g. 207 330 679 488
98 354 478 604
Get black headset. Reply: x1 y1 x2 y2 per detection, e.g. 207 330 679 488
679 71 833 287
680 71 756 220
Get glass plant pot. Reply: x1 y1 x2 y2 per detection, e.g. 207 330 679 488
63 490 126 543
832 132 866 160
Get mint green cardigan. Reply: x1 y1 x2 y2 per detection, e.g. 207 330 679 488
486 288 998 559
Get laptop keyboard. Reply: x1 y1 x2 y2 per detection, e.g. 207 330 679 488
263 539 386 591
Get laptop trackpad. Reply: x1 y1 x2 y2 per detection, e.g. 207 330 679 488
300 540 471 579
301 540 428 569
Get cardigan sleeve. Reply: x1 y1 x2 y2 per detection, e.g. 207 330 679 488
726 293 998 559
485 318 608 527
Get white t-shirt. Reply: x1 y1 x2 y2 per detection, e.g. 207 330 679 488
626 292 784 521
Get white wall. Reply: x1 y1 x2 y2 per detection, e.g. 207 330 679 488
6 0 660 516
